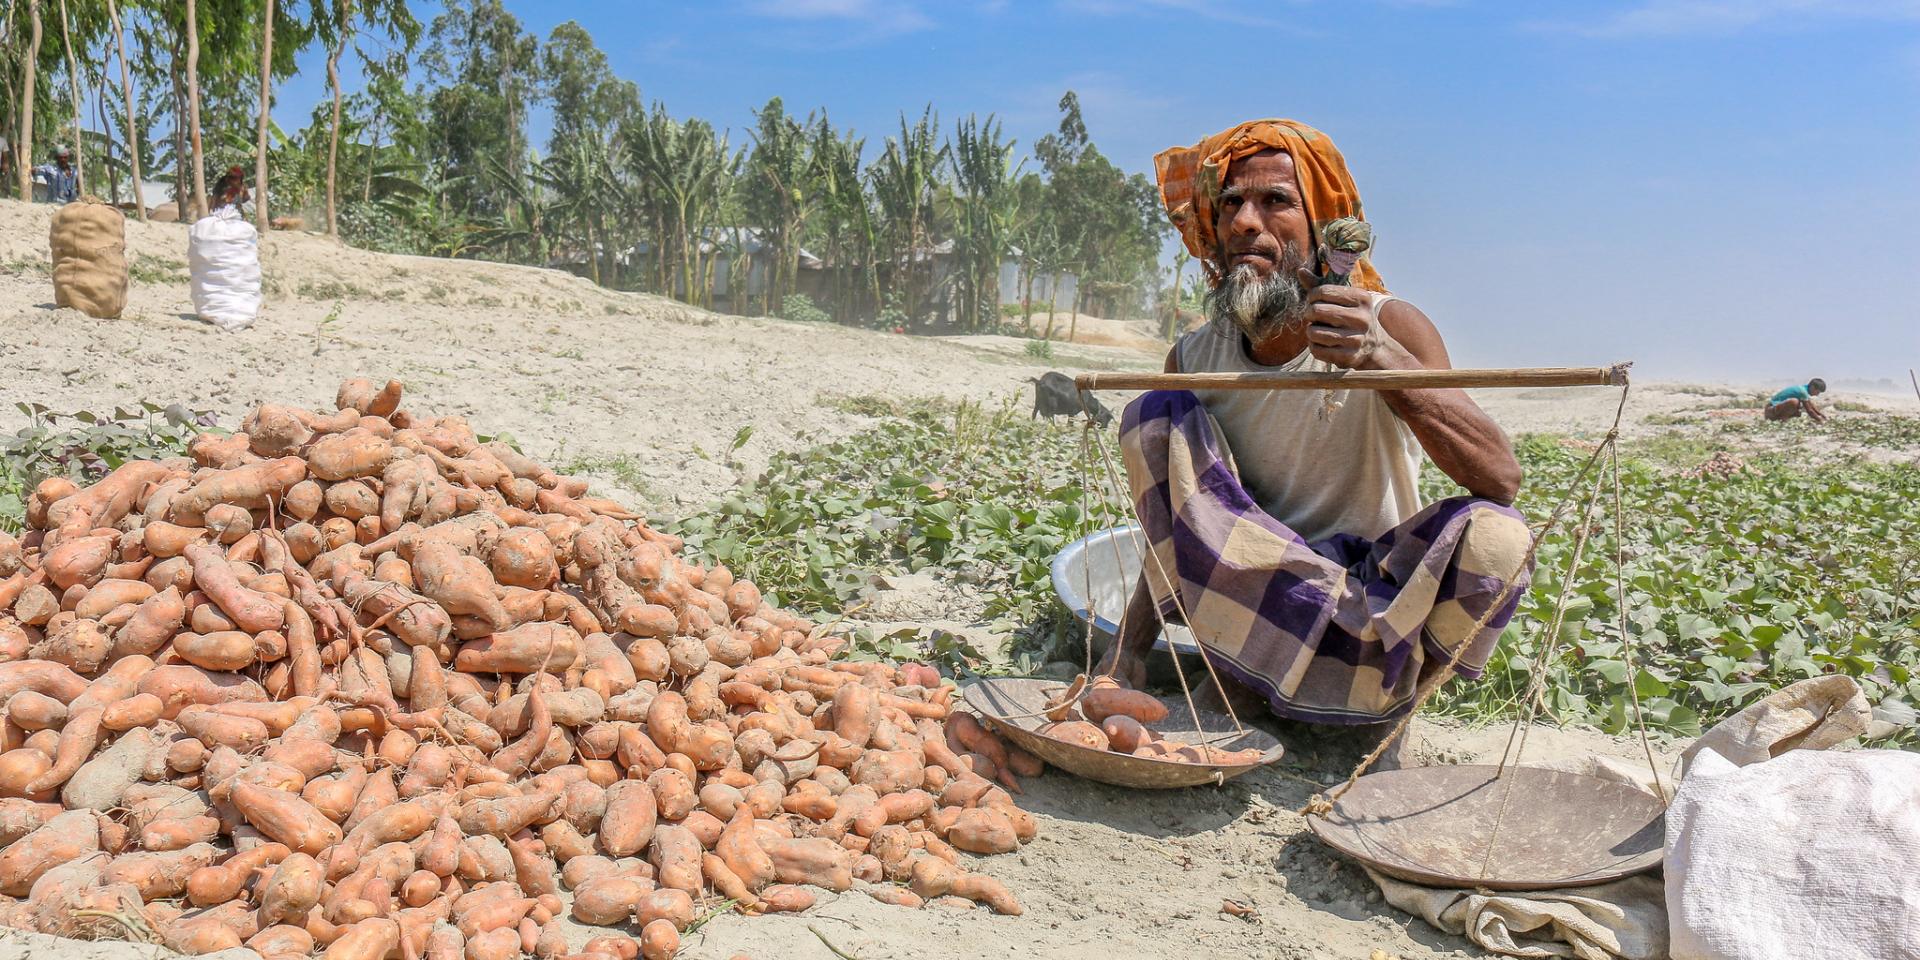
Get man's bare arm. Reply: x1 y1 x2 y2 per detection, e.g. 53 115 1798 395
1369 301 1522 503
1295 286 1520 502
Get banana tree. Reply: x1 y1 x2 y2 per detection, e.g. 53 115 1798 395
868 106 945 326
806 113 874 323
947 113 1020 333
535 132 622 284
623 105 738 306
743 97 815 314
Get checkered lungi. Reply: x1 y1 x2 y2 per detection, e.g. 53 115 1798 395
1121 389 1535 723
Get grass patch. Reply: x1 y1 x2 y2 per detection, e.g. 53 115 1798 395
129 254 187 285
297 279 372 300
819 393 947 419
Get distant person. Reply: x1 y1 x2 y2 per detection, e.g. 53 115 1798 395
209 166 251 214
1765 379 1827 423
189 166 263 332
31 146 79 204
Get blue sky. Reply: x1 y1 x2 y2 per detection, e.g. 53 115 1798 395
279 1 1920 384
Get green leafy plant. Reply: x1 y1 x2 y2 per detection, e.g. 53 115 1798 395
671 397 1125 666
1 403 218 533
1429 433 1920 745
672 397 1918 743
1024 338 1055 361
779 294 833 325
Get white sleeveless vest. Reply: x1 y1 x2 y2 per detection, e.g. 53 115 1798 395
1172 297 1425 542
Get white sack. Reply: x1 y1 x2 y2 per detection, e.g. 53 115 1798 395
188 206 262 332
1666 746 1920 959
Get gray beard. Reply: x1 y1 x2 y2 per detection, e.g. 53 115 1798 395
1205 245 1309 343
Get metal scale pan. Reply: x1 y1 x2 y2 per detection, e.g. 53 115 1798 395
963 677 1282 789
1308 764 1665 890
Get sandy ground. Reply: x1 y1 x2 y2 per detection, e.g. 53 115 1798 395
1004 309 1197 353
0 197 1907 960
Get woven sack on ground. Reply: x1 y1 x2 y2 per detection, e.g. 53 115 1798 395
49 198 128 319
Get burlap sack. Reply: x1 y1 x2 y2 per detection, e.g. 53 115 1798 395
50 198 129 319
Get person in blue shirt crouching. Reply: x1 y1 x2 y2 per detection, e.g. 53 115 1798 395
1764 378 1827 423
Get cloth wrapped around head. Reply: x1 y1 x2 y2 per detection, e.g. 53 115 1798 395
1154 118 1385 292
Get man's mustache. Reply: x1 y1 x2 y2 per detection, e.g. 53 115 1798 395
1205 241 1310 343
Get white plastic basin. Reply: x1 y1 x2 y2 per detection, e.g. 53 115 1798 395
1049 524 1200 655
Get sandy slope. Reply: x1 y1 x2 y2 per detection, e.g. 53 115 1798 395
4 199 1153 517
0 197 1900 960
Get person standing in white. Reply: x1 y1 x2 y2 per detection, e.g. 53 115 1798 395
189 166 264 332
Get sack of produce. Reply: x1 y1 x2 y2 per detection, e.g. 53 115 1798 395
49 198 128 319
188 205 262 332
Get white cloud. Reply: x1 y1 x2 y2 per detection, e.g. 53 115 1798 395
739 0 935 37
1542 0 1920 37
1055 0 1301 28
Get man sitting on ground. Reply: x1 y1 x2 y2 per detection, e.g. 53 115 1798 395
1764 379 1827 423
1097 120 1534 770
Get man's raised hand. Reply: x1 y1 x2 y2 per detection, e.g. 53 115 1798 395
1296 268 1408 371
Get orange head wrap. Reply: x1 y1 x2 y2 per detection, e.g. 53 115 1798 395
1154 119 1385 292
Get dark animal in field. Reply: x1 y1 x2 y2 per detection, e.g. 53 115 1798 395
1029 371 1113 426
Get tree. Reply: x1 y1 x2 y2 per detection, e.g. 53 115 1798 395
318 0 417 236
868 106 945 325
1032 91 1166 321
420 0 541 221
107 0 144 219
323 0 348 235
15 0 40 201
540 20 635 149
56 0 81 189
743 97 814 314
254 0 275 228
947 113 1019 332
185 0 204 216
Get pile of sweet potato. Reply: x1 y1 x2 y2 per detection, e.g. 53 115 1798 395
0 379 1040 960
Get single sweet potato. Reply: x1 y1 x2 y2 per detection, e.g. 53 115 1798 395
185 542 285 634
231 781 343 856
455 622 581 674
599 779 659 857
0 807 98 895
639 918 678 960
307 432 395 483
259 852 326 926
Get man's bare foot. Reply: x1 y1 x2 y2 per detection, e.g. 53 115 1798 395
1094 637 1148 690
1185 671 1268 721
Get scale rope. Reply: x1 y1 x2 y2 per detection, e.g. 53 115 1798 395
1065 364 1667 873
